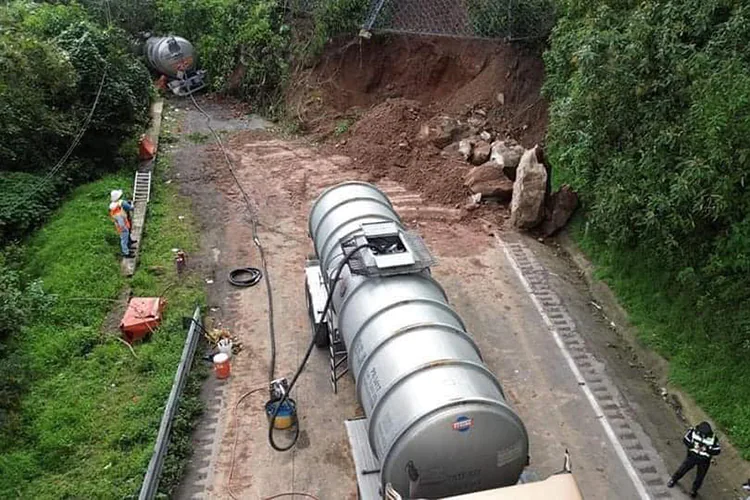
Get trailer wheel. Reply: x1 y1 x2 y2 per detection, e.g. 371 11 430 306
305 279 330 348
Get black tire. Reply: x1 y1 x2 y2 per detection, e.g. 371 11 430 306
305 279 330 348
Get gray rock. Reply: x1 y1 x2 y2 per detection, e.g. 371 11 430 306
541 185 578 236
490 140 525 180
470 141 492 166
465 193 483 211
458 139 474 161
479 131 493 142
510 146 547 229
464 163 514 200
417 115 467 149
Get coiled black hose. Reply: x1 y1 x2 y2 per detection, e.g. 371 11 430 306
228 267 263 287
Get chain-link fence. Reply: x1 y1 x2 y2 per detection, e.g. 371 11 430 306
287 0 555 41
364 0 555 40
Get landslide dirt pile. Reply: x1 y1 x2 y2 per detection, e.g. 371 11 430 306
288 35 549 209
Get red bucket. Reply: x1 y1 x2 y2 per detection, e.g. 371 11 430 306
213 353 231 379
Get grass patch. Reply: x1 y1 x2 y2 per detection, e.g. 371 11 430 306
0 158 206 497
569 216 750 458
185 131 211 144
333 118 353 137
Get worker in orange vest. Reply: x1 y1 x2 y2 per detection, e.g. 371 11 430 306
109 189 136 257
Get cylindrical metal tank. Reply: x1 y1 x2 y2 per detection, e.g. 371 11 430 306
145 36 198 78
309 182 529 498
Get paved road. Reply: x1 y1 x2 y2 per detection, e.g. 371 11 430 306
170 102 699 500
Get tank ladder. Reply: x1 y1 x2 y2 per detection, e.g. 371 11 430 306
329 325 348 394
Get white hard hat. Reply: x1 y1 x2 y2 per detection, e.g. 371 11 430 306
110 189 123 203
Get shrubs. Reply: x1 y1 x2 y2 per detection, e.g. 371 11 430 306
544 0 750 339
545 0 750 455
310 0 369 52
0 1 151 241
155 0 290 115
467 0 555 40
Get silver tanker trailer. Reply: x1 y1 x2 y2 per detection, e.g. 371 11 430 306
144 35 206 96
304 182 583 499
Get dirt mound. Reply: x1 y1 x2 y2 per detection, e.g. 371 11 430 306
336 98 470 205
289 34 548 206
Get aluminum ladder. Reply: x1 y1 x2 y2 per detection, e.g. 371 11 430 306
133 171 152 204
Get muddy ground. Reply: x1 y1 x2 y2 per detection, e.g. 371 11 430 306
166 35 747 500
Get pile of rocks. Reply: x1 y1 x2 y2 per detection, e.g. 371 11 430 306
419 112 578 236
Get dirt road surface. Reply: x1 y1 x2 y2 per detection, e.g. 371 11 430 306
169 100 736 499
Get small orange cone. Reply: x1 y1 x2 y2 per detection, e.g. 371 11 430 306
139 134 156 160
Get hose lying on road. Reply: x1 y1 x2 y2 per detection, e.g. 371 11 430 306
188 91 318 500
267 243 376 452
189 93 276 382
228 266 263 287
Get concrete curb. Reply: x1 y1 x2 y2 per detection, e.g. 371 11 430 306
121 97 165 277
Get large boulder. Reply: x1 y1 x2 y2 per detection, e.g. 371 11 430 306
464 163 514 200
470 140 492 166
541 185 578 236
510 146 547 229
417 115 467 149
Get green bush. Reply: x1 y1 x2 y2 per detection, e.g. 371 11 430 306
155 0 290 115
0 1 151 241
467 0 555 39
77 0 158 34
0 171 69 241
310 0 369 53
545 0 750 455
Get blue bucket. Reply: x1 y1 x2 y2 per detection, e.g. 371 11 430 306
265 398 297 430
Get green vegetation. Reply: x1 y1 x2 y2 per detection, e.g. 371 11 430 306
0 166 206 497
154 0 290 115
467 0 556 39
545 0 750 456
333 118 354 136
309 0 370 55
186 131 211 144
0 1 151 241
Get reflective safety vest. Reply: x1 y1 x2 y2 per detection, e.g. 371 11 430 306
109 201 131 234
684 428 721 460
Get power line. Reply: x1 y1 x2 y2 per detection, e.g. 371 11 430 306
25 70 108 198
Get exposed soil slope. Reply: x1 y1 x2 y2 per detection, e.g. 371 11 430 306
287 35 548 206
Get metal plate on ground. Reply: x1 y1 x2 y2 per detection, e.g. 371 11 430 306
345 418 381 500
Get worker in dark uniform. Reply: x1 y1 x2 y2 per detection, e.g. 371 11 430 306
667 421 721 497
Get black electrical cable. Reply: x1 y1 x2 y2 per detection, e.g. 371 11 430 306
268 243 375 452
189 93 276 382
188 86 372 453
228 267 263 287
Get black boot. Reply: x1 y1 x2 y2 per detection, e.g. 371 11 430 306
667 478 675 488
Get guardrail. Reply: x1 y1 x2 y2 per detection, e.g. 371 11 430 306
139 305 202 500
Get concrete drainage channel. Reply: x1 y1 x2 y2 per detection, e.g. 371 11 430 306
498 236 688 500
